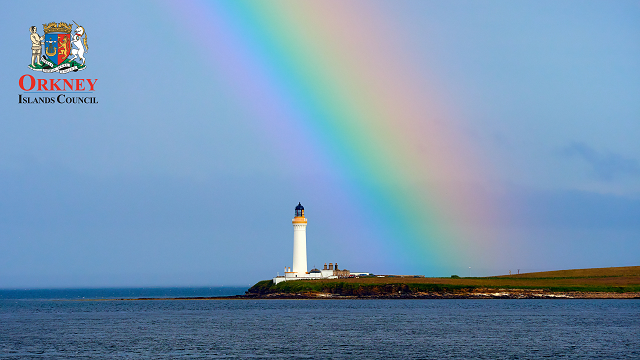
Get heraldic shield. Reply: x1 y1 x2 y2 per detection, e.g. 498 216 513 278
43 22 72 66
44 33 70 65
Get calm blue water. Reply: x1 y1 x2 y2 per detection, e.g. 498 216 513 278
0 287 248 300
1 289 638 359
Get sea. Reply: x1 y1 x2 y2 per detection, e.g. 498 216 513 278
1 288 638 359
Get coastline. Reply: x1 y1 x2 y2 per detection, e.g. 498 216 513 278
245 266 640 300
53 266 640 301
77 289 640 301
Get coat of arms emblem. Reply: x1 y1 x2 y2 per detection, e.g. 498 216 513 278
29 21 88 74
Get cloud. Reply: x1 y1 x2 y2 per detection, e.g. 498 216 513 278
561 142 640 181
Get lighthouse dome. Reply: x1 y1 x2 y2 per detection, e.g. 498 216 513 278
295 202 304 217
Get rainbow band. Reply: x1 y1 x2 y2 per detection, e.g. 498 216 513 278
164 1 499 273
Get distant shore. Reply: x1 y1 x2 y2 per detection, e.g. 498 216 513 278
67 266 640 301
241 266 640 300
97 290 640 301
72 266 640 301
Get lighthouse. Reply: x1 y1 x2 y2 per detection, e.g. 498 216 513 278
292 202 308 276
272 203 356 284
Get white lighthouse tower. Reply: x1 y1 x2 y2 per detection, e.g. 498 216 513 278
272 202 357 284
292 202 308 277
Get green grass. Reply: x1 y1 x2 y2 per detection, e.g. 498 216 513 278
248 266 640 295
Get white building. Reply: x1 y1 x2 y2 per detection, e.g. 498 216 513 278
273 203 351 285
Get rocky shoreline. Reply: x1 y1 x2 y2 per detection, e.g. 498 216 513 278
104 289 640 301
240 289 640 300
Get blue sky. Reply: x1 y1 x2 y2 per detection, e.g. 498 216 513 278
1 1 638 288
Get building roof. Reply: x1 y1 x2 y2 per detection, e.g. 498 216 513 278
295 202 304 211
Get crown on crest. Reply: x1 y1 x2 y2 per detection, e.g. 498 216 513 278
43 22 72 34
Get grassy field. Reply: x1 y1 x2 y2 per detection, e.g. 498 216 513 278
249 266 640 295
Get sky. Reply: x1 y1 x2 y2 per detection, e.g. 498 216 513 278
1 0 638 288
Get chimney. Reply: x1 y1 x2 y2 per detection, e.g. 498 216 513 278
335 263 339 270
329 263 333 270
324 263 327 270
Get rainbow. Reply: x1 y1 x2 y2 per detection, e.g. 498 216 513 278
163 1 500 275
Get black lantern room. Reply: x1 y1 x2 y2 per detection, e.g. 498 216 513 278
295 202 304 217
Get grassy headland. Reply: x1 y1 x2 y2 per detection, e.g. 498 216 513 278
247 266 640 298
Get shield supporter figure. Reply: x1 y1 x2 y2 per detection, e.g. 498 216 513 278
43 22 72 65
